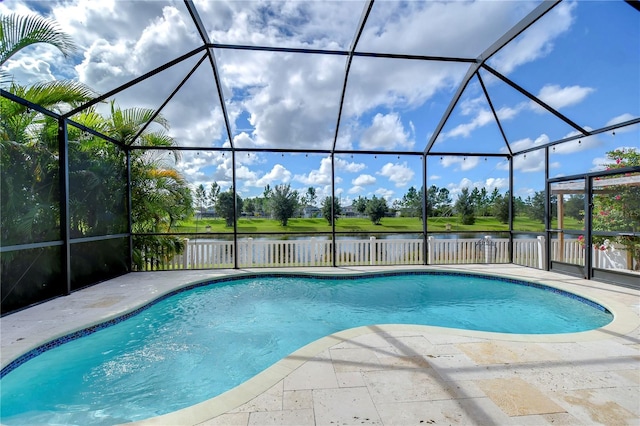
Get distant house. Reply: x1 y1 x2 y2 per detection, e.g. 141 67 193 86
195 208 216 219
302 205 321 218
342 205 357 217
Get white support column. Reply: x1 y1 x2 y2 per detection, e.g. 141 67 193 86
369 236 376 265
484 235 492 263
537 236 545 269
248 237 254 266
427 236 434 264
183 238 190 269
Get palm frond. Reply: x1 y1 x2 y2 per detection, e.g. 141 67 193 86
1 13 77 66
11 80 95 111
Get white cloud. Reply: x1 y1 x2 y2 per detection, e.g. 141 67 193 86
439 99 522 141
534 84 594 111
440 156 480 172
551 131 601 154
348 185 364 194
352 174 377 186
443 109 494 139
375 188 394 201
489 1 577 74
360 112 413 150
255 164 291 187
293 156 365 189
335 157 366 173
447 176 508 198
606 113 638 134
500 134 549 173
485 177 508 190
377 162 415 187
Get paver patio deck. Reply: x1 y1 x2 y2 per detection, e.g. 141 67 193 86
2 265 638 425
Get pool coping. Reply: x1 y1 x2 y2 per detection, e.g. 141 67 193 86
1 265 638 425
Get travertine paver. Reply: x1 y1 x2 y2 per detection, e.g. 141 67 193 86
313 387 381 425
553 388 639 425
457 340 560 364
282 350 338 390
248 408 315 426
476 377 566 416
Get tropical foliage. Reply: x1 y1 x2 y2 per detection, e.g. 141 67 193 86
591 148 640 270
1 13 76 86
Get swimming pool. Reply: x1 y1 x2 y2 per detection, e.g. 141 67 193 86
0 271 612 425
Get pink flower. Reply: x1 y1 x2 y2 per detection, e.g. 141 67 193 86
600 245 606 251
615 195 621 200
616 158 621 164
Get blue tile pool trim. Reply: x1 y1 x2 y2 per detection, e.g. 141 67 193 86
0 270 610 378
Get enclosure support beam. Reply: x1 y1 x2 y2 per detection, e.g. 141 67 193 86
508 156 514 264
584 177 593 280
422 154 428 265
331 0 375 152
126 150 133 271
331 153 337 267
58 118 71 295
544 147 551 271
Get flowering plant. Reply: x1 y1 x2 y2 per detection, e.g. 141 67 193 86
591 148 640 270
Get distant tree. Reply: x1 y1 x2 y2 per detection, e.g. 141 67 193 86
478 187 490 216
302 187 317 207
493 191 510 224
321 196 342 225
470 187 481 215
244 198 255 215
427 185 452 217
513 195 526 216
261 185 273 215
565 195 585 221
270 184 299 226
455 187 475 225
215 189 243 227
263 184 272 199
489 187 500 205
366 196 388 225
401 186 421 217
353 196 368 215
209 182 220 209
195 184 207 215
528 191 546 223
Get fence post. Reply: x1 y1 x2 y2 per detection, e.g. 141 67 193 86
310 237 316 266
536 236 545 269
183 238 190 269
246 237 253 266
369 236 376 265
484 235 491 263
427 236 434 264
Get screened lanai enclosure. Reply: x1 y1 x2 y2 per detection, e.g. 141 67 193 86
1 0 639 314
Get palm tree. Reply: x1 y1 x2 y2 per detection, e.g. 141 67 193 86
1 13 76 86
99 102 193 269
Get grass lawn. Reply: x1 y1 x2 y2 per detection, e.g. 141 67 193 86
171 215 569 234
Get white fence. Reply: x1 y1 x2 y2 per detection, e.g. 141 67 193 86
141 236 630 271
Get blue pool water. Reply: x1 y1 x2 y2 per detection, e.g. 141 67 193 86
1 272 612 425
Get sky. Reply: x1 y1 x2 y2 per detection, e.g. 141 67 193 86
2 0 639 208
